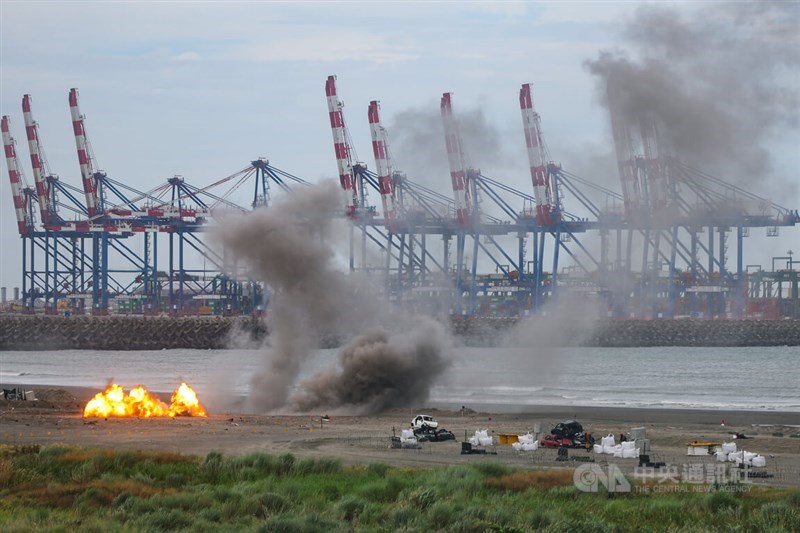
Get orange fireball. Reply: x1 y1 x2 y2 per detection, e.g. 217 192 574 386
83 382 207 418
169 382 207 417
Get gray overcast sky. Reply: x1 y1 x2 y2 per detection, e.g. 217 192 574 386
1 1 798 289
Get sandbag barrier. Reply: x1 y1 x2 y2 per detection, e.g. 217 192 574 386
0 316 798 350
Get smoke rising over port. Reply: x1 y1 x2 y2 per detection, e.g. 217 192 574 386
214 181 451 414
585 2 799 193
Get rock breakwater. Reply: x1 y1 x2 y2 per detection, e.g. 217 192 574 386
1 316 798 350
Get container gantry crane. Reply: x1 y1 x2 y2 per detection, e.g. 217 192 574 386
2 116 34 235
440 92 482 313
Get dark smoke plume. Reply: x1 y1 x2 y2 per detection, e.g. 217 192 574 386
215 180 450 413
585 2 799 189
291 320 451 413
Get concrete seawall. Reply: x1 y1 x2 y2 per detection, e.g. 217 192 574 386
1 316 799 350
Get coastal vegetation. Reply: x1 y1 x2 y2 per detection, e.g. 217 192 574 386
1 444 798 531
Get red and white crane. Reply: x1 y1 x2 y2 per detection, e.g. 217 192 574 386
69 88 100 219
325 75 358 217
367 100 397 230
2 115 33 234
22 95 55 226
440 93 470 226
519 83 555 225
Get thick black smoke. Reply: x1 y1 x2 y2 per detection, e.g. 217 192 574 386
215 180 451 414
291 320 450 413
585 2 799 190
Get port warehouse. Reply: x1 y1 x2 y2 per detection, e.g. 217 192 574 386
1 78 798 319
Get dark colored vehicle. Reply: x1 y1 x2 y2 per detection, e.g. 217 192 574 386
550 420 584 439
542 420 595 449
414 427 456 442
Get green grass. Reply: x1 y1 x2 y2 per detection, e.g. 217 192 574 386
0 445 798 531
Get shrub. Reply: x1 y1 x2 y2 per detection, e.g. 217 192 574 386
357 476 405 503
259 516 305 533
202 451 224 482
755 501 799 529
278 453 295 474
337 494 366 521
529 509 552 529
470 462 511 478
787 490 800 508
427 501 460 529
391 506 417 528
704 490 741 513
258 492 291 513
137 508 194 531
485 469 576 492
367 462 389 477
407 487 436 510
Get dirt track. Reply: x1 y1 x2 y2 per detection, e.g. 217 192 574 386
2 388 799 488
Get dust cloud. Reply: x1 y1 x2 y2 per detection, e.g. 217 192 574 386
498 293 603 384
291 320 451 414
214 180 451 414
585 2 799 189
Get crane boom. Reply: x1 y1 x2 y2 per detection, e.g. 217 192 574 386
639 114 668 212
22 95 54 225
2 116 33 234
325 75 358 217
606 79 641 218
367 100 397 230
519 83 554 225
440 93 470 226
68 88 100 218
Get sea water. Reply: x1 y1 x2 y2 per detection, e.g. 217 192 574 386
1 345 798 412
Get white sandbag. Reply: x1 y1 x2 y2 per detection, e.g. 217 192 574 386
401 429 415 440
514 441 538 451
604 444 621 455
517 433 535 445
715 451 728 462
601 434 615 447
622 447 639 459
400 436 417 445
727 451 743 462
751 455 766 468
621 441 636 450
743 451 757 462
613 448 624 458
593 444 604 454
469 429 490 446
721 442 737 454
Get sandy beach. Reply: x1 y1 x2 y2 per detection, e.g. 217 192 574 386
2 384 798 488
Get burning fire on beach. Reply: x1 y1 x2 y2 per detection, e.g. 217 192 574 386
83 382 207 418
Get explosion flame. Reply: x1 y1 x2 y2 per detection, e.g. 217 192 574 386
83 382 207 418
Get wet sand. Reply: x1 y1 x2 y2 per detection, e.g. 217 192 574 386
2 384 799 487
